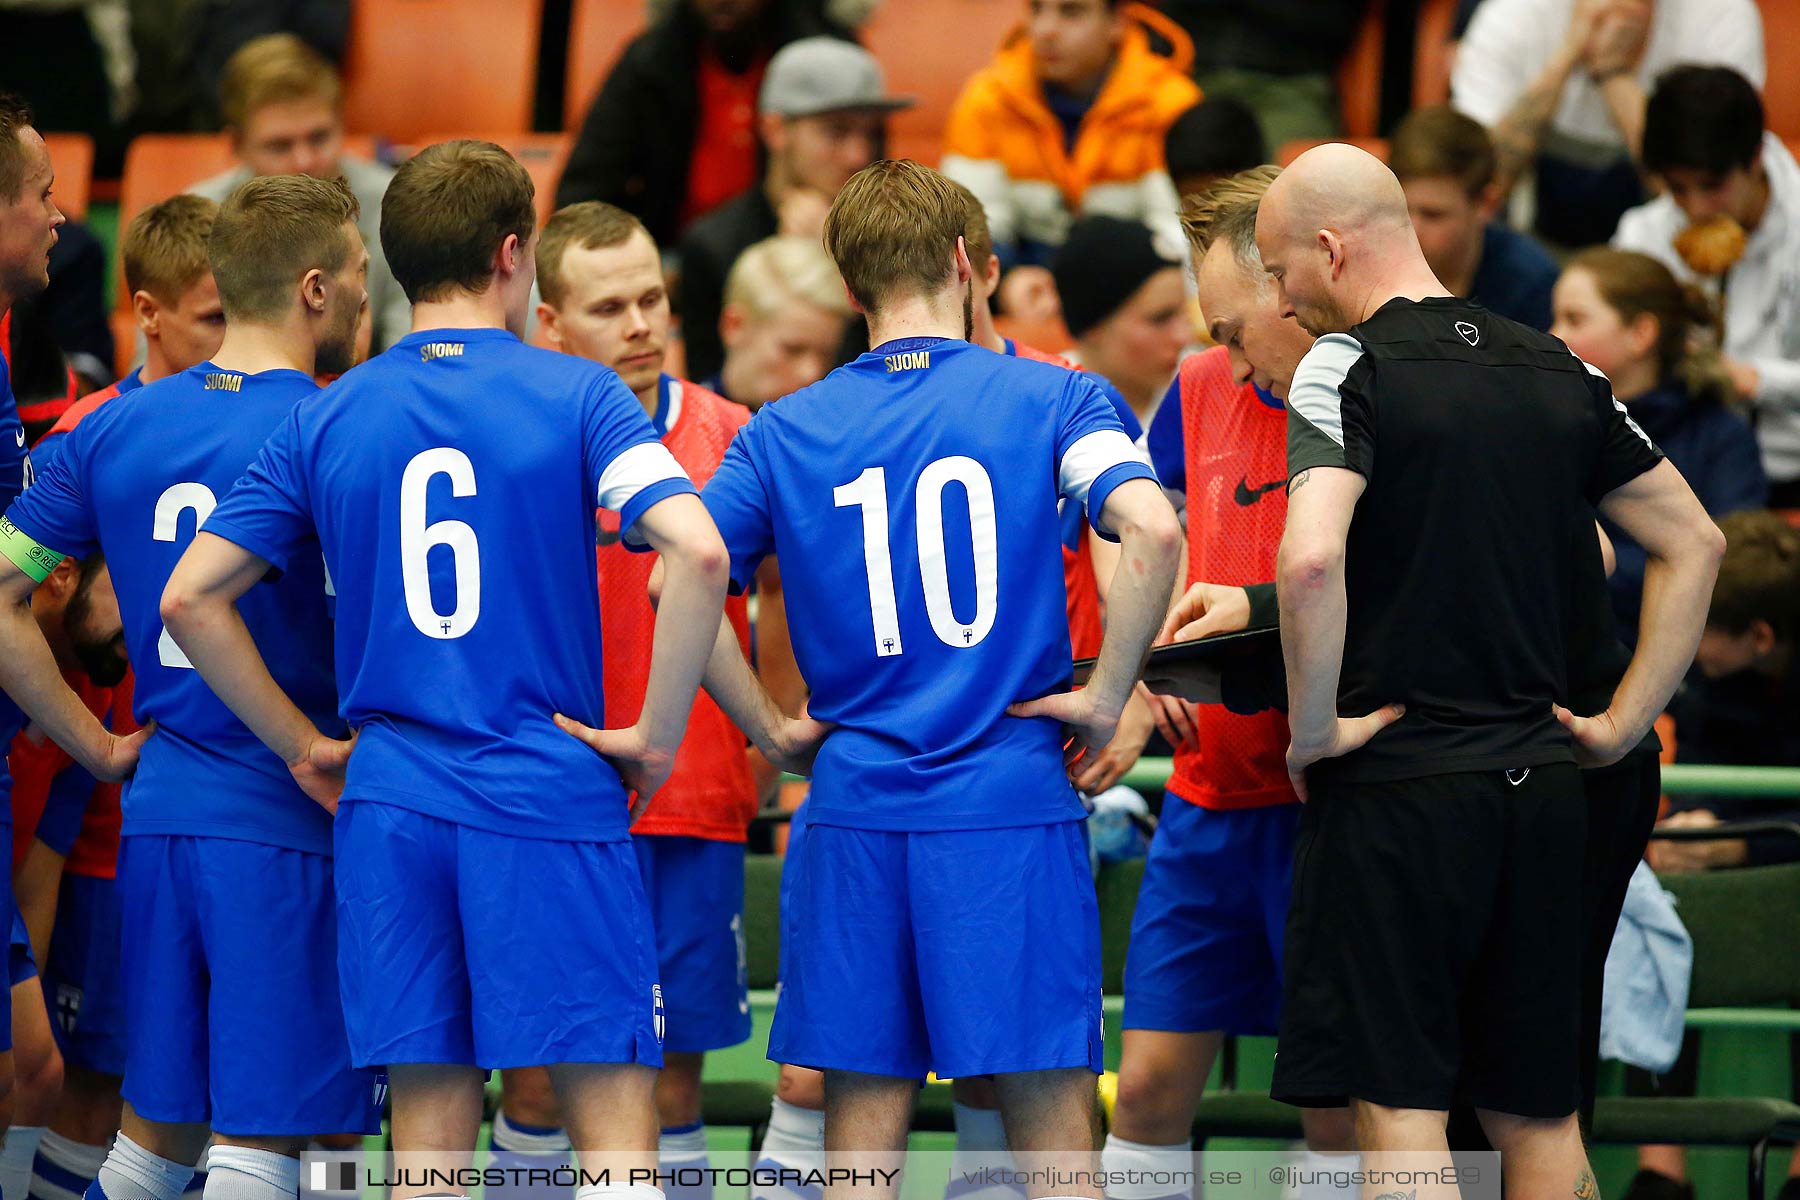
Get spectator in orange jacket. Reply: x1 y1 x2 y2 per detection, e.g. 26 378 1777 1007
942 0 1198 280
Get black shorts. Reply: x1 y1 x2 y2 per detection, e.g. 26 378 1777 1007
1271 763 1584 1118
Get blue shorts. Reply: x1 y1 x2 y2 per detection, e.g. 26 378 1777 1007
633 835 750 1054
0 902 37 1057
770 819 1103 1079
44 873 126 1075
9 904 35 988
1121 798 1301 1036
118 834 378 1135
335 801 663 1070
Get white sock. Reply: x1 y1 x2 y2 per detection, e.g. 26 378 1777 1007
491 1111 572 1156
180 1147 209 1199
657 1124 706 1167
200 1148 296 1200
95 1135 195 1200
1287 1147 1359 1200
32 1130 110 1200
1098 1134 1191 1200
946 1105 1018 1200
751 1098 823 1200
2 1127 47 1200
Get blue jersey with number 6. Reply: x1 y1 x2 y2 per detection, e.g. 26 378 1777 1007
0 364 341 853
701 336 1157 831
202 328 697 842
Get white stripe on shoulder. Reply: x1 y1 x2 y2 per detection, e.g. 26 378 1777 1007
664 377 684 431
1286 333 1365 449
596 441 690 512
1059 429 1146 504
1575 352 1657 450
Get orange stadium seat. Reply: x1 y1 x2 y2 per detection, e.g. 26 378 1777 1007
861 0 1023 166
565 0 646 131
340 0 542 141
1413 0 1458 108
41 133 93 221
1336 0 1385 139
417 132 572 225
1758 0 1800 142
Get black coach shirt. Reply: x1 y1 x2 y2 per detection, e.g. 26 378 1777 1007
1286 296 1664 784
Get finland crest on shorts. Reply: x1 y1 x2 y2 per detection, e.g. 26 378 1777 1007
653 983 666 1043
54 982 81 1035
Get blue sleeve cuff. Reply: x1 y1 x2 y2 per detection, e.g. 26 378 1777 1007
619 477 701 553
1085 461 1160 542
195 516 292 576
726 550 767 597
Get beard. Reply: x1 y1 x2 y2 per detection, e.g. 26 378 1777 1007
316 303 361 377
63 582 128 686
1294 292 1357 338
73 636 128 687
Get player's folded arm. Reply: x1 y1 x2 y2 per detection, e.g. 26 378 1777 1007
697 435 776 596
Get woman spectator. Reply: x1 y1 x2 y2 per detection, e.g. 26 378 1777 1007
1551 246 1766 639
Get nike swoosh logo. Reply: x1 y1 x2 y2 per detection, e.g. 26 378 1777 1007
1233 476 1286 505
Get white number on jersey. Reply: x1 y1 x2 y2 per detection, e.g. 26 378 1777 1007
400 448 481 639
152 481 218 667
834 456 999 657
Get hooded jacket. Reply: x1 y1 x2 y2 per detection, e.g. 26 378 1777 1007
941 4 1199 266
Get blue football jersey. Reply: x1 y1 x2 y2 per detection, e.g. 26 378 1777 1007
701 336 1157 831
202 328 696 842
0 363 342 853
0 350 28 513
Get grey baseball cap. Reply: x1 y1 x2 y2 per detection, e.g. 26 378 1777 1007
759 37 914 118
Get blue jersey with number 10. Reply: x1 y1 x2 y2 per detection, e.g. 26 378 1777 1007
202 328 697 843
0 364 341 853
701 337 1157 832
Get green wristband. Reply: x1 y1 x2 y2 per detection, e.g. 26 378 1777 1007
0 516 65 583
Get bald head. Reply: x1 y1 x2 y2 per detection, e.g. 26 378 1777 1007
1263 143 1411 242
1255 143 1440 337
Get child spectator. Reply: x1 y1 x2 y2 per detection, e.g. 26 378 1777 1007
1551 247 1765 639
703 234 854 411
942 0 1197 269
188 34 409 352
1613 66 1800 506
1051 214 1192 425
1390 105 1560 331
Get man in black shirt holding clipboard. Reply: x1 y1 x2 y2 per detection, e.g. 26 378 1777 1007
1254 144 1724 1193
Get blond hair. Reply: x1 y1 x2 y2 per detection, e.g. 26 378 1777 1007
124 194 218 303
537 201 651 307
219 34 341 130
210 174 359 321
823 159 964 310
947 179 994 272
1181 164 1280 271
382 140 536 304
724 235 852 322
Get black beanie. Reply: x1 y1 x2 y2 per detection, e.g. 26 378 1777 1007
1052 216 1183 339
